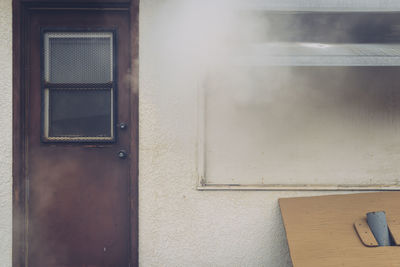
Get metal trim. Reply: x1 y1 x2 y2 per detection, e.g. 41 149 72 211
197 184 400 191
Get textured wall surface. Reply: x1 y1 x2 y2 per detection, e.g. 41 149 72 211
0 0 13 266
138 1 350 266
0 1 380 266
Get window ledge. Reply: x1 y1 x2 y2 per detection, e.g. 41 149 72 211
235 43 400 66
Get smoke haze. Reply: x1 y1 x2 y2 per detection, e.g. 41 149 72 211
147 0 400 187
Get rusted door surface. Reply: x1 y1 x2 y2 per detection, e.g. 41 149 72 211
26 10 132 267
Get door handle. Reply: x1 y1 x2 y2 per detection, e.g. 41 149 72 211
117 150 128 159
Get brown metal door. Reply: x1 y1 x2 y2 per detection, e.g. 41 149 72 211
26 10 132 267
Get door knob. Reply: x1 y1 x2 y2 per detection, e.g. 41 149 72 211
118 150 128 159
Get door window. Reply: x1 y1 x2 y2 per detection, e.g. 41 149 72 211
42 31 115 142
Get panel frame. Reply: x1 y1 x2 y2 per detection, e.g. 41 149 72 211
196 81 400 191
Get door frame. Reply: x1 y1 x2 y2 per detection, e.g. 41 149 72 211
12 1 139 266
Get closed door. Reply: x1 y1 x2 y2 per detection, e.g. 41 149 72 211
26 10 133 267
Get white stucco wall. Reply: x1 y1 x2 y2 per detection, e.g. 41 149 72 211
138 1 348 266
1 1 397 266
0 0 13 266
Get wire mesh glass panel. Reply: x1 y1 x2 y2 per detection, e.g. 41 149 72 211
42 31 115 142
44 88 113 141
44 32 113 83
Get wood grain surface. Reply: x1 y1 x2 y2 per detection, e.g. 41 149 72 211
279 192 400 267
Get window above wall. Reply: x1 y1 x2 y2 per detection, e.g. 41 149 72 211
235 12 400 66
198 1 400 190
238 0 400 12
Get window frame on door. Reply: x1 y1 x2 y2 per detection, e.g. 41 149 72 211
40 28 118 143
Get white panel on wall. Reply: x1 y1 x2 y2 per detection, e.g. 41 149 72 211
200 65 400 189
